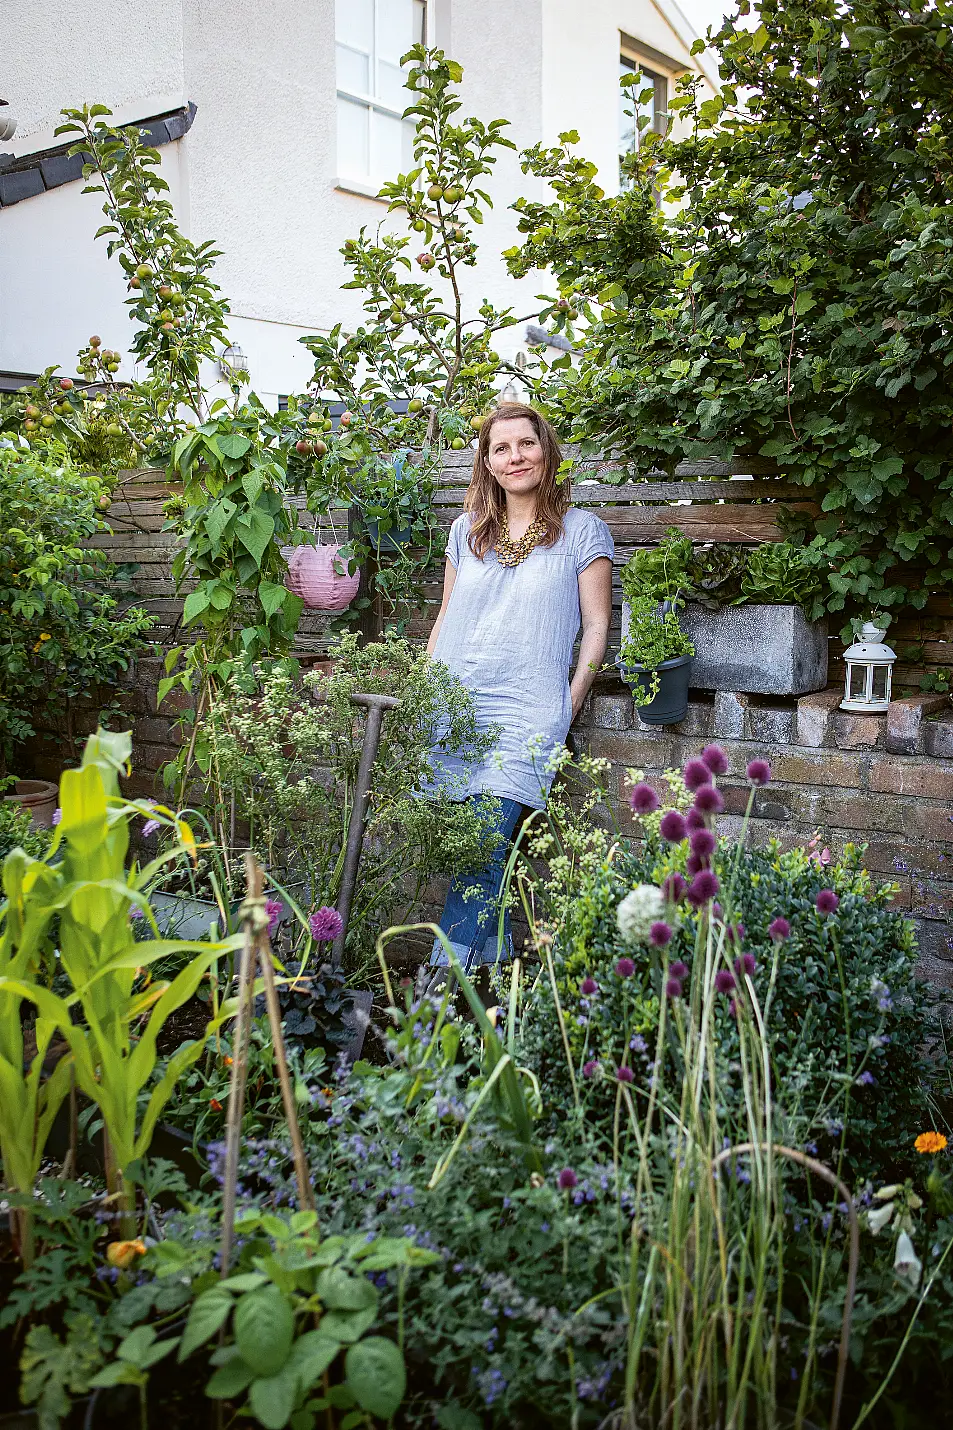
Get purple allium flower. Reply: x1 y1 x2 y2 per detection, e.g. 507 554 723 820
815 889 840 915
684 759 713 792
663 872 687 903
670 960 688 980
665 978 682 999
687 870 720 906
700 743 729 776
685 807 706 832
558 1167 578 1190
141 818 161 839
629 782 660 815
735 953 757 978
52 807 62 826
659 809 688 843
615 956 635 978
686 852 705 877
727 922 745 944
690 827 716 859
714 969 736 994
580 976 598 997
310 906 344 942
582 1060 599 1079
746 759 772 786
649 920 673 948
729 998 741 1019
694 785 725 816
265 898 284 938
769 916 790 941
616 1065 634 1084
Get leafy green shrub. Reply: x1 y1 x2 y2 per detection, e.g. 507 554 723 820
0 445 153 762
0 789 52 862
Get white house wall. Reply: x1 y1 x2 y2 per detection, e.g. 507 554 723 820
2 0 712 401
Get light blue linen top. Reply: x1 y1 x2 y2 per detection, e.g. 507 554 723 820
431 508 614 810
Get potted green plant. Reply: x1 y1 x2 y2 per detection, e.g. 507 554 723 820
617 598 695 723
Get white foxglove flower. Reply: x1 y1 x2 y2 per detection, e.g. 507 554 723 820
868 1202 895 1235
893 1230 922 1290
616 885 666 943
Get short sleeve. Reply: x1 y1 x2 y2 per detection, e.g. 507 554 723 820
573 512 614 574
446 514 468 569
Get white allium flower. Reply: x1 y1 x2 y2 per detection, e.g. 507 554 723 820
616 884 666 943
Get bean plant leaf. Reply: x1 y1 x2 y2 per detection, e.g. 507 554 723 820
345 1337 406 1419
178 1287 234 1361
249 1363 300 1430
234 1286 295 1377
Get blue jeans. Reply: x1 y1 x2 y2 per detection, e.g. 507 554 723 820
430 797 524 970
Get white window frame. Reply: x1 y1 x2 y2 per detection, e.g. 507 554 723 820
336 0 428 194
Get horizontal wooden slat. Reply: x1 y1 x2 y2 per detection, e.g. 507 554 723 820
433 480 806 505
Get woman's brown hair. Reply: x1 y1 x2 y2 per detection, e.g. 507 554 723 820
464 402 569 560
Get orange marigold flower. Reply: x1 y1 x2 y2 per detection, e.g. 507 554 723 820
106 1239 147 1269
210 1097 223 1112
915 1131 948 1155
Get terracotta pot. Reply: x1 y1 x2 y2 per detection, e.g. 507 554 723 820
286 544 359 611
5 778 58 828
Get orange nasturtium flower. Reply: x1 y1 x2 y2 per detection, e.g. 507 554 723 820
210 1097 224 1112
915 1131 948 1155
223 1055 234 1066
107 1239 147 1269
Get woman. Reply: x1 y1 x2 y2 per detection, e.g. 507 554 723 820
423 402 613 985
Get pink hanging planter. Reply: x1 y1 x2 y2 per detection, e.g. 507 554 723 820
286 544 360 612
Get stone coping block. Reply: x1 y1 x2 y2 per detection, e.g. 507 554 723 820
886 693 952 755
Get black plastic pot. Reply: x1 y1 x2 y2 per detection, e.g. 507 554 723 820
618 654 692 725
363 518 413 553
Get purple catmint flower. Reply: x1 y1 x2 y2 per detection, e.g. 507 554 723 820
769 917 790 941
856 1070 876 1087
265 898 284 938
615 956 635 978
816 889 839 915
663 872 687 903
558 1167 578 1190
700 743 729 776
670 960 688 980
746 759 772 786
310 906 344 942
52 807 62 826
665 978 682 999
694 785 724 816
629 782 660 815
659 809 688 843
735 953 757 978
714 969 736 994
687 870 720 906
684 759 712 792
616 1065 634 1084
580 976 598 997
129 905 145 921
141 818 161 838
582 1060 599 1079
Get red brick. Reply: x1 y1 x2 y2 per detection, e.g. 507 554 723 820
833 713 884 750
902 803 953 842
795 789 906 834
769 749 864 790
581 730 674 767
886 693 951 755
869 757 953 800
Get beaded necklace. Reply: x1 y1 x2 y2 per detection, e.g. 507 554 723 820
495 512 547 568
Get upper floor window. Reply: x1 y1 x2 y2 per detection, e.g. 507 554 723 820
336 0 427 188
619 54 668 182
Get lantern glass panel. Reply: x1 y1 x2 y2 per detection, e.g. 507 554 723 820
848 664 869 701
871 664 889 702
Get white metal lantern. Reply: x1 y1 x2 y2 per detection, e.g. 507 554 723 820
219 343 249 384
840 621 896 714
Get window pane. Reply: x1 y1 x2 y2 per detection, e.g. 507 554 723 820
338 95 370 176
377 0 414 106
413 0 427 44
871 665 889 701
619 59 659 155
337 0 373 53
337 43 370 95
848 664 869 701
372 107 404 179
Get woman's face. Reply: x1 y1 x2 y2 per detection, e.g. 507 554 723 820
485 416 546 498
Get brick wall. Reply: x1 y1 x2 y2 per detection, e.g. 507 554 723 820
572 679 953 988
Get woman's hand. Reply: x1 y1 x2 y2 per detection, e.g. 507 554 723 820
569 557 612 720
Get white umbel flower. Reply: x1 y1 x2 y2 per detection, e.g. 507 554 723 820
616 884 666 943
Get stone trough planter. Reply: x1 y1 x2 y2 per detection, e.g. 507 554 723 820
621 599 828 698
